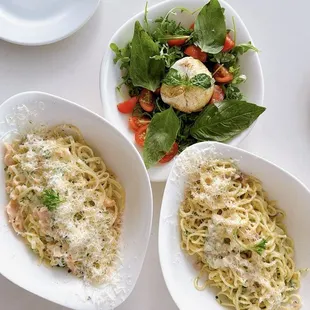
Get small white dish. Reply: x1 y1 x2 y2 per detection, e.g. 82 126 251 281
158 141 310 310
0 91 153 310
0 0 100 45
100 0 264 182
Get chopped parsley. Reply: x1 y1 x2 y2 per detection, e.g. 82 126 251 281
41 189 63 211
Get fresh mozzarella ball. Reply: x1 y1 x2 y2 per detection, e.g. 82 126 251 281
161 57 214 113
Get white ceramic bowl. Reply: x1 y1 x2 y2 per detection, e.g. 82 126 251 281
100 0 264 182
0 0 100 45
0 91 153 310
158 141 310 310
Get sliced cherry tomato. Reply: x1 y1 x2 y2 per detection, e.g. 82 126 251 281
154 87 161 95
184 45 207 63
189 22 195 30
210 85 225 104
167 38 187 47
139 89 155 112
129 116 151 132
159 142 178 164
213 64 233 83
222 34 235 52
117 96 138 114
135 124 148 147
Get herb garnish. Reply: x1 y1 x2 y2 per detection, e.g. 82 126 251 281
252 239 267 255
41 189 63 211
162 68 214 89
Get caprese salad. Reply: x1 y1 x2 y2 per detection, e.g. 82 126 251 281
111 0 265 169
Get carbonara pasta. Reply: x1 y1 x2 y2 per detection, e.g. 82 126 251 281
179 157 302 309
4 124 125 284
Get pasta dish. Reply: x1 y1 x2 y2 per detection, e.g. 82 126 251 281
179 157 302 309
4 124 125 284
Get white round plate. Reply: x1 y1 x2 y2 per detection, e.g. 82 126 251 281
0 91 153 310
100 0 264 182
0 0 100 45
158 142 310 310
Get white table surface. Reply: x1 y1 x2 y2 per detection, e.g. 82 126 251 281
0 0 309 309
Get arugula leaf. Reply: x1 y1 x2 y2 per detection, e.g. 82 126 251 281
150 44 184 68
252 239 267 255
110 42 140 96
129 21 165 92
152 10 192 42
41 189 62 211
233 42 259 55
209 52 236 65
143 107 180 168
110 43 131 68
190 100 266 142
225 85 244 100
163 68 213 89
194 0 226 53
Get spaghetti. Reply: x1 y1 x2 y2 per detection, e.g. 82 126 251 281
179 157 301 309
4 124 125 284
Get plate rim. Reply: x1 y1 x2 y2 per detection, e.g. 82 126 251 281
0 0 101 46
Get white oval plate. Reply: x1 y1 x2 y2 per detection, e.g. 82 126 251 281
100 0 264 182
159 142 310 310
0 0 100 45
0 91 153 310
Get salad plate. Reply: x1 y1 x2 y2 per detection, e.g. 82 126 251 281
0 0 100 45
100 0 264 182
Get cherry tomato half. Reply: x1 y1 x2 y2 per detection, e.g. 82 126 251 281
213 64 233 83
159 142 179 164
139 89 155 112
210 85 225 104
117 96 138 114
129 116 151 132
167 38 187 47
184 45 207 63
154 87 161 95
135 124 149 147
222 34 235 52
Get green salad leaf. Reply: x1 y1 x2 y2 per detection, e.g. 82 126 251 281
225 85 244 100
233 42 259 55
41 189 63 211
194 0 226 53
152 10 192 42
190 100 265 142
143 107 180 168
191 73 214 89
162 68 213 89
129 21 165 92
150 44 184 68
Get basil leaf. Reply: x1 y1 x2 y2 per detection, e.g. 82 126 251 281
129 21 165 92
143 107 180 168
162 68 184 86
190 100 265 142
163 68 213 89
190 73 213 89
194 0 226 54
233 42 259 55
